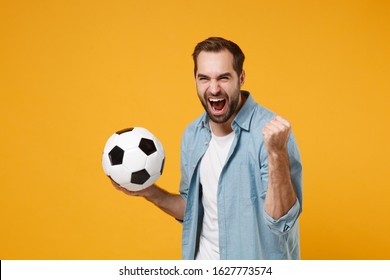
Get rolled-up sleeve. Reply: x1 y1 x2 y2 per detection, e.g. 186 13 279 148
263 198 300 235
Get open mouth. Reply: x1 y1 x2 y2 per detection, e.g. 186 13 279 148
208 97 227 114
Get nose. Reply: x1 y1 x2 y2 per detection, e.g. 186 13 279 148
209 79 220 95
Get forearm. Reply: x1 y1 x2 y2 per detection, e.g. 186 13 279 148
143 184 186 221
264 150 297 220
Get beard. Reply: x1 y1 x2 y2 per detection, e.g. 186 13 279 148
199 89 241 124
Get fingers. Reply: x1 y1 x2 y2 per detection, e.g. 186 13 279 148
263 120 283 134
117 185 142 196
263 116 291 135
267 116 291 131
110 179 120 188
110 178 140 196
118 186 134 195
274 115 291 127
262 115 292 153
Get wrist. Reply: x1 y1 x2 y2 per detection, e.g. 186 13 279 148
142 184 164 204
267 147 288 158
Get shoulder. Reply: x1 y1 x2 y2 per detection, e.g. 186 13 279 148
183 113 206 135
181 113 207 147
250 102 276 130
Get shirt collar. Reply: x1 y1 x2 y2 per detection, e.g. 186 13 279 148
232 90 255 131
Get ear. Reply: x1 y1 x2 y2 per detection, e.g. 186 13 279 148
239 69 246 87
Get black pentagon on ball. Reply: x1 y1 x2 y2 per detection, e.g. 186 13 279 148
131 169 151 185
108 145 125 165
139 138 157 156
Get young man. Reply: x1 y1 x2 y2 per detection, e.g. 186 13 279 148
111 37 303 260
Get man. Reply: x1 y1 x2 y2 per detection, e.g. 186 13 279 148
111 37 303 260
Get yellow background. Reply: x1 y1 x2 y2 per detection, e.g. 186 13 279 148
1 0 389 259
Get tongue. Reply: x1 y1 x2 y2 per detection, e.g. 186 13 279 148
213 100 225 111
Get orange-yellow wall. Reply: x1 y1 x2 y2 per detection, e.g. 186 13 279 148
1 0 389 259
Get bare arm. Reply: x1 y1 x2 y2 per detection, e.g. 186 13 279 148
111 181 185 221
262 116 297 220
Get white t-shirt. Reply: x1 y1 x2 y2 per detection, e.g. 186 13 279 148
195 130 235 260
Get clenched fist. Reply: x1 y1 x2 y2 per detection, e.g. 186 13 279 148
262 116 291 154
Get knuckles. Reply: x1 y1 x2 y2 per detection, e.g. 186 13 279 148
262 116 292 147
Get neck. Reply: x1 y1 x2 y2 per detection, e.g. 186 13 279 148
210 121 233 136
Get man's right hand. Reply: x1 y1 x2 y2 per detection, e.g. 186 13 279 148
108 178 185 221
109 179 152 197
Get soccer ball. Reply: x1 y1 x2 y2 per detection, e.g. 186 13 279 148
102 127 165 191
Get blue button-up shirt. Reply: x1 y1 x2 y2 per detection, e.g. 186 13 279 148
179 91 303 260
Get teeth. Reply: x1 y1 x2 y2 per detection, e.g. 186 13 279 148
209 98 224 102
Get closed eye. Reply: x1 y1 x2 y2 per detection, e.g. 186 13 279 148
218 73 232 81
197 74 209 81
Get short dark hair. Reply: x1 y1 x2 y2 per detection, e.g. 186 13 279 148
192 37 245 77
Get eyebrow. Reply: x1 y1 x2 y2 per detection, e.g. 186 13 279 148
197 73 209 79
197 72 233 79
218 72 233 78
